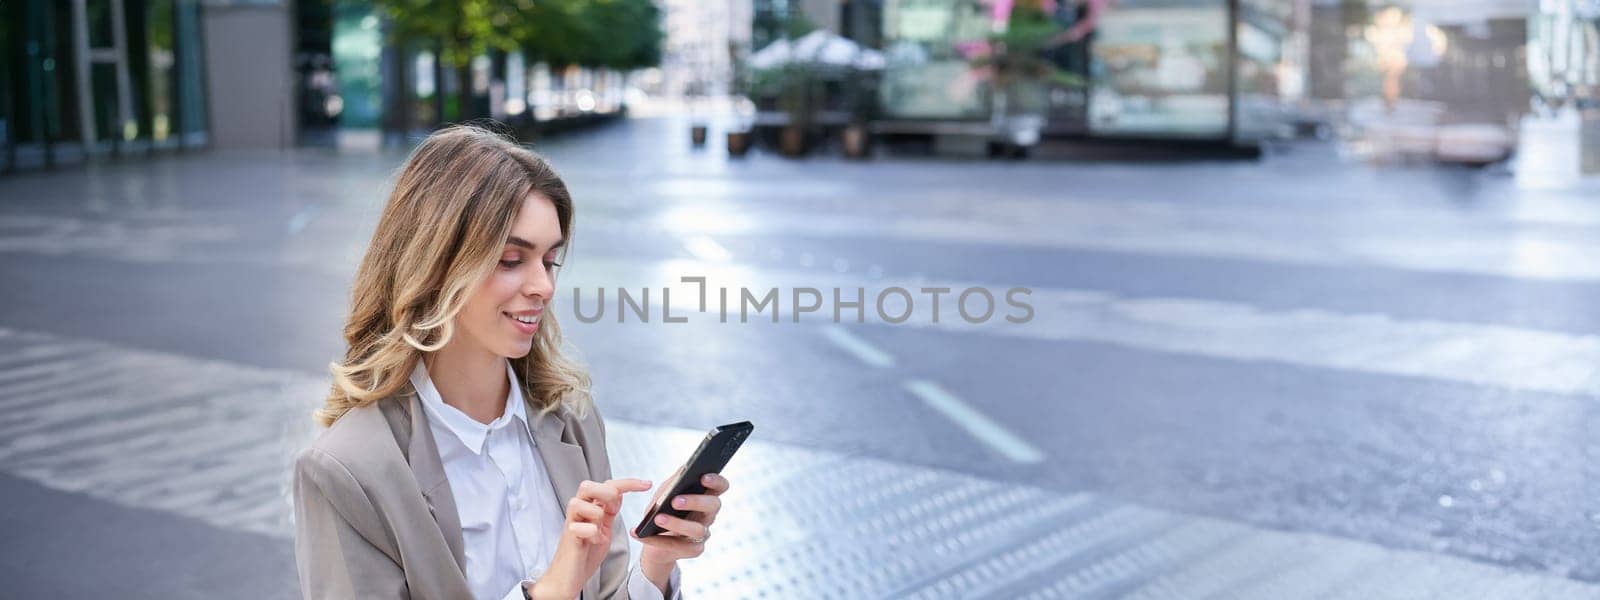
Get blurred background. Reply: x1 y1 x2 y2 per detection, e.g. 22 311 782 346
3 0 1600 598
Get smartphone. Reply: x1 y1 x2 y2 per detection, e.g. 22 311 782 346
633 421 753 538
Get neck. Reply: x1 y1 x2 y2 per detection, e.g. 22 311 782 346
423 341 509 425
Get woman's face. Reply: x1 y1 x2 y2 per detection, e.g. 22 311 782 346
454 192 564 359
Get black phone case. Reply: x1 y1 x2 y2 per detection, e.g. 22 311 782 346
633 421 753 538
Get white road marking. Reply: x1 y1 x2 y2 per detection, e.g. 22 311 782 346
286 205 320 235
903 378 1046 464
682 235 732 263
821 325 896 368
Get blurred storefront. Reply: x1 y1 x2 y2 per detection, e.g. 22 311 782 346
2 0 210 172
870 0 1310 148
830 0 1595 160
1305 0 1532 163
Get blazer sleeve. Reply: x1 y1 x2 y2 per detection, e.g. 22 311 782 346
293 446 410 599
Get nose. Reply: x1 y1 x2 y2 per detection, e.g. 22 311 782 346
522 265 554 302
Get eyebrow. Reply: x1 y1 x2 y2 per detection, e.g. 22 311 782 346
507 236 565 253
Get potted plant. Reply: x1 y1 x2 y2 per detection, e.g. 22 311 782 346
841 121 869 158
726 128 752 156
726 95 755 157
686 80 710 147
840 68 877 159
725 47 754 157
745 11 821 158
751 61 814 157
775 63 813 157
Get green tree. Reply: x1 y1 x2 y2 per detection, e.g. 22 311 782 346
517 0 661 71
374 0 662 123
372 0 519 121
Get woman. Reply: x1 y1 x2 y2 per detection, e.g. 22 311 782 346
293 125 726 599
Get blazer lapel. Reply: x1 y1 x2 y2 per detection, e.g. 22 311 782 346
528 404 588 513
402 392 467 573
384 388 587 597
527 404 599 599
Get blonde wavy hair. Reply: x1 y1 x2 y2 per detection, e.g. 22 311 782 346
315 125 591 427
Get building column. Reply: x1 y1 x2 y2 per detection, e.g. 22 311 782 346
200 0 295 148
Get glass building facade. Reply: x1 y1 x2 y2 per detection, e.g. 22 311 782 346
875 0 1306 145
2 0 209 172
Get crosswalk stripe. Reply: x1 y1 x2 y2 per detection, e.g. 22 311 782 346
0 354 114 396
29 425 282 489
125 454 287 507
0 365 283 442
0 342 87 370
10 384 290 469
0 365 243 434
0 347 177 392
0 375 138 426
0 404 209 462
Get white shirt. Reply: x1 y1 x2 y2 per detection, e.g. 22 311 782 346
410 360 679 600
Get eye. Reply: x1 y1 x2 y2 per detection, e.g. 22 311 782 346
499 259 523 269
543 259 563 270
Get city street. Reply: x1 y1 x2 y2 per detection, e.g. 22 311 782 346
3 117 1600 598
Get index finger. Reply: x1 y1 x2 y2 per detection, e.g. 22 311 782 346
699 473 730 495
606 478 653 494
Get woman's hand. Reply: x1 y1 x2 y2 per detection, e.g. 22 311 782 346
634 469 730 586
529 478 652 600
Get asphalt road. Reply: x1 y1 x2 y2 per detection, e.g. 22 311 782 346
2 117 1599 597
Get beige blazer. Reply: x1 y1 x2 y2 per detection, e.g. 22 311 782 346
292 386 638 599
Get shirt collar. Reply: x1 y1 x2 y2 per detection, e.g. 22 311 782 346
409 358 529 455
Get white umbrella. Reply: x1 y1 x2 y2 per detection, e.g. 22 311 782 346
747 38 793 70
749 30 885 70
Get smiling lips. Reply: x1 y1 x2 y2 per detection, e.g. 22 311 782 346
504 310 541 333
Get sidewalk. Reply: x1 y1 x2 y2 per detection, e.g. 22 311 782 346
0 327 1593 598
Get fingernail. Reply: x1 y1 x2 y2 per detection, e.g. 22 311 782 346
656 515 669 525
702 474 714 484
673 497 686 509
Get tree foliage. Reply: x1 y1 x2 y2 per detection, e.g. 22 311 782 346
372 0 662 70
